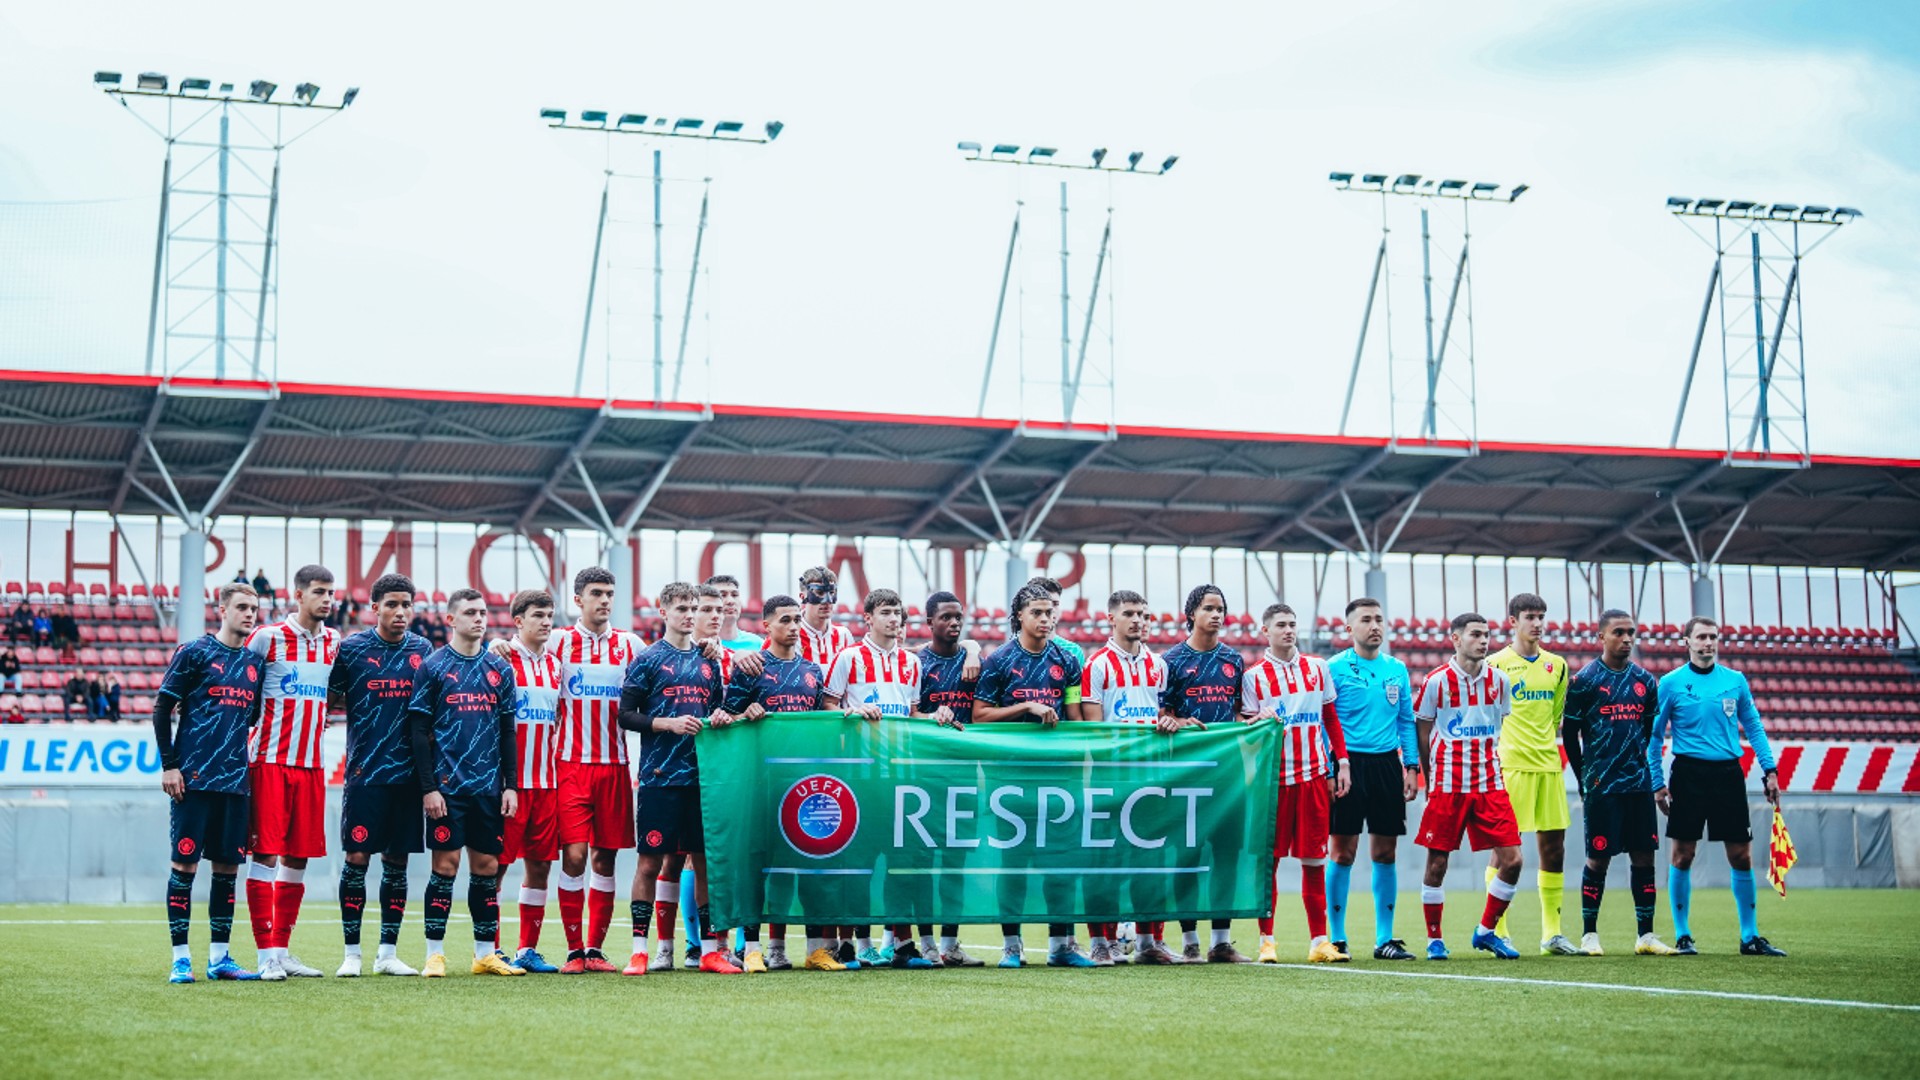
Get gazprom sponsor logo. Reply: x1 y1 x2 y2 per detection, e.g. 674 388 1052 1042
1282 711 1320 729
1444 716 1500 739
278 671 329 698
1109 691 1158 721
566 669 622 700
864 689 910 718
1512 680 1553 703
516 689 558 724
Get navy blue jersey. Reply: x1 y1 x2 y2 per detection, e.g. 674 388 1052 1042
408 646 517 797
974 640 1082 715
1565 659 1662 797
917 645 977 724
157 635 264 794
624 641 726 788
331 629 433 787
1159 641 1246 725
722 650 824 715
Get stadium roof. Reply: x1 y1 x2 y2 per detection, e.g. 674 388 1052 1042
3 368 1917 571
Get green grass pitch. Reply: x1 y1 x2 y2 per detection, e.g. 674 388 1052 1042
4 889 1917 1079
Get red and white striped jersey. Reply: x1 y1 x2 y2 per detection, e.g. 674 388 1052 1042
825 637 920 718
508 640 565 790
797 619 855 670
549 622 646 765
1415 660 1512 794
1080 641 1165 723
1242 651 1339 785
245 619 340 769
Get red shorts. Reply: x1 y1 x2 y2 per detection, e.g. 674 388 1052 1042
1416 789 1520 853
247 762 328 859
1273 779 1331 860
557 761 635 850
502 787 561 864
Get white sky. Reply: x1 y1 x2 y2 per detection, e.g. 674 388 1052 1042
2 0 1915 456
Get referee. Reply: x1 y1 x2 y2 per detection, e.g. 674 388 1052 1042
1649 616 1785 957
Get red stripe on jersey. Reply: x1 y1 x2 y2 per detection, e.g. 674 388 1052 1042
551 624 641 766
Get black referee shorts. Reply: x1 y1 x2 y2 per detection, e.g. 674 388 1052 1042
1330 750 1408 838
1665 755 1753 845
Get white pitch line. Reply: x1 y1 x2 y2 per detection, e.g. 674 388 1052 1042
1262 961 1920 1012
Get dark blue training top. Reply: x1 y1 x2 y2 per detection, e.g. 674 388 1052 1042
1159 640 1245 726
332 628 433 788
623 641 726 788
721 650 825 715
916 645 977 724
157 634 264 794
407 645 517 796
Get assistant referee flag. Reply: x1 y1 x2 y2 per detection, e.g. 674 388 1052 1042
1768 809 1797 897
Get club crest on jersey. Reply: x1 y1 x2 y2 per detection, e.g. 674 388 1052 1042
409 654 422 669
486 669 501 686
1634 682 1647 698
1545 662 1554 674
702 663 714 679
1384 682 1400 705
1223 663 1237 679
804 672 818 689
1722 697 1737 717
779 774 859 859
246 666 258 681
1049 664 1064 680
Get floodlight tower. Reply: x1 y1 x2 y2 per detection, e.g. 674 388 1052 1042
1327 172 1527 448
1663 196 1859 464
957 142 1176 426
95 70 358 382
541 109 783 403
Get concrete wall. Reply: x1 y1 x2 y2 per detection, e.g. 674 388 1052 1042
0 788 1902 904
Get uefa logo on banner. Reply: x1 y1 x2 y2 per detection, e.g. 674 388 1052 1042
779 774 860 858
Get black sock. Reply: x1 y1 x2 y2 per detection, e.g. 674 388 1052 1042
424 873 454 942
1211 918 1232 931
917 924 935 939
1046 922 1074 937
1581 864 1606 936
1000 923 1021 937
167 868 194 949
339 862 368 947
942 924 958 938
468 872 500 948
631 899 652 939
697 903 720 943
744 925 760 943
1631 864 1656 937
1180 919 1198 933
378 859 408 946
209 871 237 947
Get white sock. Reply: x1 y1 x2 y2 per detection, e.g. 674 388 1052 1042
1091 935 1107 947
941 935 958 952
1003 934 1021 949
805 937 821 954
248 861 277 884
275 864 305 885
700 939 718 955
1211 928 1231 947
475 940 493 960
589 872 616 894
520 886 547 907
172 943 190 962
556 870 586 892
1310 935 1329 948
858 936 875 951
343 943 362 958
269 947 286 964
210 942 230 963
1260 934 1274 945
376 943 396 961
1048 935 1068 952
920 934 937 953
633 934 649 956
881 929 897 948
426 938 444 958
1183 929 1200 947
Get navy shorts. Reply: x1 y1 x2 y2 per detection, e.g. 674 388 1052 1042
341 783 426 856
171 789 249 865
635 786 704 854
426 793 505 856
1583 791 1660 857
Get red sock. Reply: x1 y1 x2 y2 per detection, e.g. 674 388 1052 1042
1424 900 1445 940
1480 889 1514 932
587 886 614 950
558 886 585 952
1258 878 1277 936
655 898 677 947
1302 864 1328 940
270 881 305 950
1148 921 1165 941
246 877 275 948
519 902 546 952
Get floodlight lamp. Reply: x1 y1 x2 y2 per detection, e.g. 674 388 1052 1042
617 113 647 127
1693 198 1724 212
1029 147 1056 160
1767 203 1797 219
713 121 744 137
673 117 704 132
342 87 359 107
1392 173 1421 190
991 143 1020 156
580 110 609 125
219 82 234 94
181 77 212 93
540 108 567 123
1126 151 1144 170
1506 183 1529 202
765 120 784 140
1797 205 1831 220
1361 173 1387 187
1160 155 1178 173
1666 196 1692 212
248 80 276 101
957 141 982 154
1833 206 1863 221
1329 171 1354 185
94 71 122 86
294 82 319 104
1438 179 1466 193
1091 147 1107 166
1725 199 1757 215
1470 182 1499 199
137 72 168 91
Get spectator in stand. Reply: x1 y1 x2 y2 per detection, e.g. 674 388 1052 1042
251 568 273 613
33 608 52 647
50 604 80 650
8 602 31 644
408 609 433 639
424 610 448 646
0 647 18 691
94 671 122 721
1 696 22 723
62 667 94 720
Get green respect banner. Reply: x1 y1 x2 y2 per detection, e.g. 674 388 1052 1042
698 714 1279 929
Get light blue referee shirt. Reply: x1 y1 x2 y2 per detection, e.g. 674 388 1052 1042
1327 647 1418 765
1649 661 1776 788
